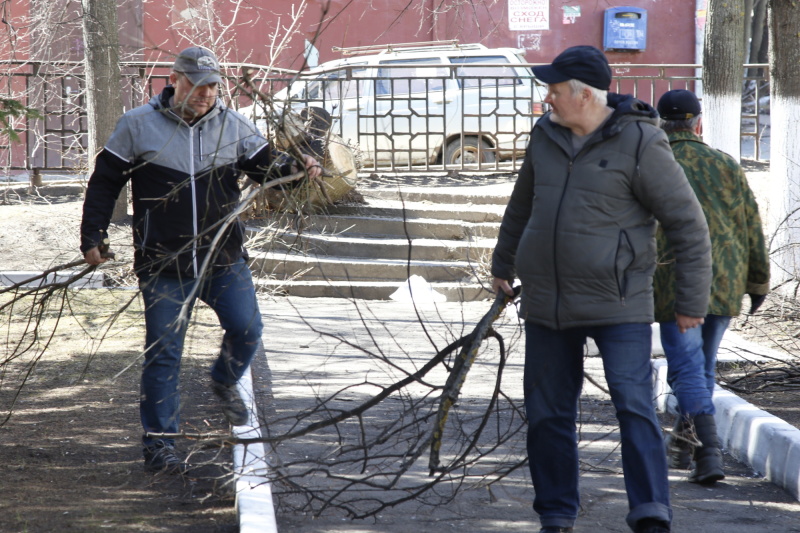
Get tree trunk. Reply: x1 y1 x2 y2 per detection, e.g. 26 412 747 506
702 0 745 159
749 0 768 64
766 0 800 287
81 0 126 221
746 0 769 80
743 0 753 62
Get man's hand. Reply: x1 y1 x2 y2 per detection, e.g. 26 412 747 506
293 154 323 180
675 313 704 334
84 246 110 266
492 277 515 296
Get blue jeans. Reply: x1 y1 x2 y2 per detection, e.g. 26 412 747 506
524 322 671 531
139 259 263 447
659 314 731 417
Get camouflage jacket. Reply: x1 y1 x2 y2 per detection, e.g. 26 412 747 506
654 130 770 321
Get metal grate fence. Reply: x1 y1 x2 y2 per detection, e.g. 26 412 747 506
0 60 770 177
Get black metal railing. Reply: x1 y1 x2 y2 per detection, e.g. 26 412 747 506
0 60 770 178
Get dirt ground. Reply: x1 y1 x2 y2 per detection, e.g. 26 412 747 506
1 175 798 532
0 187 239 532
723 302 800 429
0 340 239 533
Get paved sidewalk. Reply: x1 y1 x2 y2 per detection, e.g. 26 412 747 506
237 295 800 533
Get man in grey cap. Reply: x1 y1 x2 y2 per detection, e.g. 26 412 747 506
169 46 225 122
492 46 712 533
80 46 322 473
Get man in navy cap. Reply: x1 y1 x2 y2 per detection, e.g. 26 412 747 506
653 89 770 485
492 46 712 533
81 46 322 473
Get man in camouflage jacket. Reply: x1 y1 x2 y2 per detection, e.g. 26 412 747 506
653 89 770 485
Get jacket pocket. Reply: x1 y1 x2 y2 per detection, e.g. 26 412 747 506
615 230 635 303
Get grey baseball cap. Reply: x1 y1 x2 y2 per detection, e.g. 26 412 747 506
173 46 222 85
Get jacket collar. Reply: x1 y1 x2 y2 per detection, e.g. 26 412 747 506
667 129 705 145
536 92 658 151
602 93 659 137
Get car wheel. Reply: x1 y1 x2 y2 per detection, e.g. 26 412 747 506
444 137 496 166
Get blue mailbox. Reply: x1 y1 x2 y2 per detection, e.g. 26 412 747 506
603 7 647 52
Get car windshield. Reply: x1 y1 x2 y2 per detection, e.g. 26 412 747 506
450 55 520 88
303 64 367 101
376 58 447 96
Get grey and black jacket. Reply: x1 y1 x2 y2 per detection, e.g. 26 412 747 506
81 86 293 279
492 93 712 329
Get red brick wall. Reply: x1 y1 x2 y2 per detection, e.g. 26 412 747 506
138 0 697 70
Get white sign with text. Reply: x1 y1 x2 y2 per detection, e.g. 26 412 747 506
509 0 549 31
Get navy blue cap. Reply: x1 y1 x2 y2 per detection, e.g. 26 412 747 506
533 45 612 91
657 89 702 120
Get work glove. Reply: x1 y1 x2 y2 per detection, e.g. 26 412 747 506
748 293 767 314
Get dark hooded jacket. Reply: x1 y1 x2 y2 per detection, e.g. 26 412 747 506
80 86 293 279
492 93 712 329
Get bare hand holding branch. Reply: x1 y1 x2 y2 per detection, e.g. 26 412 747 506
292 153 323 180
83 238 115 266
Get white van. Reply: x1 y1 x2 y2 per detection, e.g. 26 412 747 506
247 41 546 169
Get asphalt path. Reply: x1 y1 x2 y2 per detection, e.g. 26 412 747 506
249 296 800 533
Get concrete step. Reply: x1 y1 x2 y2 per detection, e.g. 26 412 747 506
242 180 511 299
248 251 483 283
325 198 506 223
247 215 500 240
254 278 493 301
255 232 497 262
363 182 513 205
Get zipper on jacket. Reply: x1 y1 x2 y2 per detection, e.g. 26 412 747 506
551 157 574 330
198 126 204 161
551 135 601 326
189 126 199 278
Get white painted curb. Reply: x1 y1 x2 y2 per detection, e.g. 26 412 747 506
651 331 800 503
714 387 800 501
233 365 278 533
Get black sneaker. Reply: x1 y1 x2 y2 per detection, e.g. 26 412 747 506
666 416 694 469
211 379 249 426
635 518 671 533
539 528 573 532
143 440 187 474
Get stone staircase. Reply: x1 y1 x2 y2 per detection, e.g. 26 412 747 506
246 179 515 300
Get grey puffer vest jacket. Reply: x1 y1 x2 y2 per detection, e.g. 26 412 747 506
492 93 711 329
81 87 293 279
